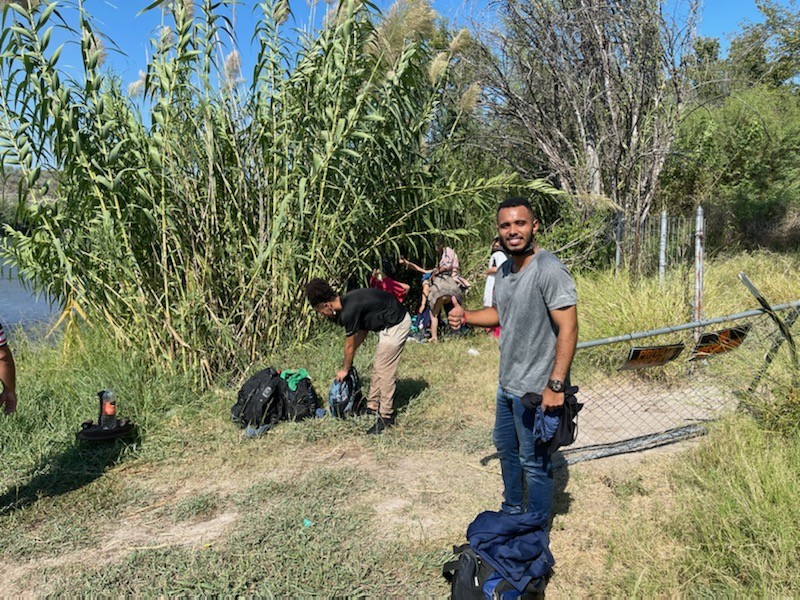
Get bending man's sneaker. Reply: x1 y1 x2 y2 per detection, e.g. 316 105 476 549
366 414 395 435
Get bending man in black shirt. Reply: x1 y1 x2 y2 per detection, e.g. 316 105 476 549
305 278 411 434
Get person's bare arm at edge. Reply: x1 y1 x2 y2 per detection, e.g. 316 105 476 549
447 296 500 330
337 330 368 381
541 305 578 412
0 344 18 415
399 258 432 275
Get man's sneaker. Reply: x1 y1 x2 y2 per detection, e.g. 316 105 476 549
366 414 395 435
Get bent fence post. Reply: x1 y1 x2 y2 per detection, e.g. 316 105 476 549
739 272 799 388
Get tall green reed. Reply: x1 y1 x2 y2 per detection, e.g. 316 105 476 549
0 0 551 382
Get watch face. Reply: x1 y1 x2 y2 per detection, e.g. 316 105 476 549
548 379 564 392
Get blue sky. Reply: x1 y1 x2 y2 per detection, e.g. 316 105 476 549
33 0 800 85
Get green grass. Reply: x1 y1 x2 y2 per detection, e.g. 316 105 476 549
0 322 502 595
1 255 798 595
605 416 800 596
577 250 800 343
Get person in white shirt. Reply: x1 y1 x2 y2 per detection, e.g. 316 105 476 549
483 237 508 308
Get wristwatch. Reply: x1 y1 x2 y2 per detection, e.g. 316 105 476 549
547 379 565 393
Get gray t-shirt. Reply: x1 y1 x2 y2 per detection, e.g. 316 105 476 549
494 249 578 396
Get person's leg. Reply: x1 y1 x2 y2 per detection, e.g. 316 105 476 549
493 387 524 514
365 354 381 414
372 314 411 419
429 296 447 343
514 398 554 519
417 280 430 314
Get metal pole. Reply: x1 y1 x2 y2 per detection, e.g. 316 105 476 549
576 299 800 350
694 205 704 342
659 210 667 286
615 210 623 272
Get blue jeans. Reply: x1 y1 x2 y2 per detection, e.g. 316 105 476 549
493 386 554 518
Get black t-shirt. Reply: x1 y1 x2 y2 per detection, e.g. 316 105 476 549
337 288 407 336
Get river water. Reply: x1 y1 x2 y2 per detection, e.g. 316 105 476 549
0 267 55 329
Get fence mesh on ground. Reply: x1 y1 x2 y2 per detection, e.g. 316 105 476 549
566 300 800 463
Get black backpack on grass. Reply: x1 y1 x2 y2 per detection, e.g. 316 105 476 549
442 543 494 599
231 367 283 429
277 371 320 421
443 542 548 599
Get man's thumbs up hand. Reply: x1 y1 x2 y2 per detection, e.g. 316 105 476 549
447 296 466 330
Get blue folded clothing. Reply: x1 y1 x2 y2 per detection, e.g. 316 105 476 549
533 405 561 444
243 423 271 438
467 510 555 593
520 392 560 444
521 386 582 454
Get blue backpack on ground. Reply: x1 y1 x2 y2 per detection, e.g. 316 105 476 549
443 510 553 599
410 308 431 333
328 366 366 418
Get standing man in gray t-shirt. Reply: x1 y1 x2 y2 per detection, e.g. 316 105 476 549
448 197 578 518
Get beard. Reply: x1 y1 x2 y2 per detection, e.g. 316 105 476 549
501 234 535 256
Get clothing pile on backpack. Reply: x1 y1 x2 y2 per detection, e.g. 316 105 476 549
443 510 554 599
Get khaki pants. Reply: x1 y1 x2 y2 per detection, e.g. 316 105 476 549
367 313 411 419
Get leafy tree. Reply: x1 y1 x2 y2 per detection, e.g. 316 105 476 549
659 85 800 250
473 0 700 272
728 0 800 88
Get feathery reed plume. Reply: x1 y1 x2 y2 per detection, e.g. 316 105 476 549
223 50 244 88
276 0 290 24
372 0 438 65
88 32 106 69
428 51 448 83
127 70 147 97
448 28 471 54
168 0 194 19
159 25 174 50
459 82 481 113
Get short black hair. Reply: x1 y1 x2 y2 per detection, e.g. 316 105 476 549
497 196 535 219
305 278 337 306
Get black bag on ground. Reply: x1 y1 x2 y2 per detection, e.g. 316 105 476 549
328 366 366 418
442 543 494 600
231 367 283 428
278 370 320 421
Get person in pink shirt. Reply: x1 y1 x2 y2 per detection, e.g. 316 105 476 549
369 268 410 304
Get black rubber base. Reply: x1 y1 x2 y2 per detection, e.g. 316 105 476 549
76 418 136 441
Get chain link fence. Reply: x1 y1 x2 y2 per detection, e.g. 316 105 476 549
566 299 800 463
617 211 695 275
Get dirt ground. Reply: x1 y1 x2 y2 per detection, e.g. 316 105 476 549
0 433 692 597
